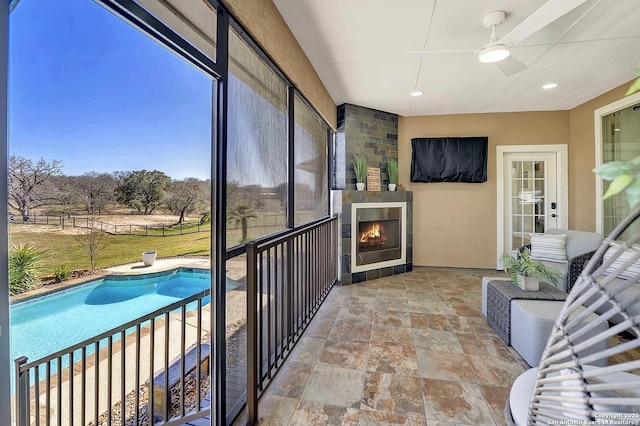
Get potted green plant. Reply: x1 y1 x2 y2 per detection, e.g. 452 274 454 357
352 154 367 191
498 248 562 290
387 158 398 191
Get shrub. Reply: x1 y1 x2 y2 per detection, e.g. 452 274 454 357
9 243 44 295
54 264 71 283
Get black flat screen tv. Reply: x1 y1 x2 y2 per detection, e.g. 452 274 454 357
410 137 488 183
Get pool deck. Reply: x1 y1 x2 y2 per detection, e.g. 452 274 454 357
105 257 211 275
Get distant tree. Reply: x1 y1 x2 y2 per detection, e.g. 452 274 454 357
228 203 257 242
74 221 109 272
115 170 171 214
165 178 209 224
68 172 117 214
8 156 63 220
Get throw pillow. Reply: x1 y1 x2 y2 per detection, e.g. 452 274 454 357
603 244 640 280
529 233 567 263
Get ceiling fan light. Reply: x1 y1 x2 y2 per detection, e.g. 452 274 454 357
479 44 510 63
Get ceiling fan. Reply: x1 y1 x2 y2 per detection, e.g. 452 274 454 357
405 0 592 76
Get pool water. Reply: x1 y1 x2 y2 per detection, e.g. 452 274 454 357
10 268 225 367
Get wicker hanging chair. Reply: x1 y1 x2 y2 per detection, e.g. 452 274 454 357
514 206 640 424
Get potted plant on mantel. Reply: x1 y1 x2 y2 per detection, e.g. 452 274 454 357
352 154 367 191
387 158 398 191
498 248 561 290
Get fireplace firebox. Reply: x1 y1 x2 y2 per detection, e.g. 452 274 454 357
351 202 406 273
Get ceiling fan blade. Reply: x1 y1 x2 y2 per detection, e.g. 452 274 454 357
495 56 527 76
500 0 591 46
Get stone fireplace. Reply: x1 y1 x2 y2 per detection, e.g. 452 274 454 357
335 103 412 284
351 202 406 273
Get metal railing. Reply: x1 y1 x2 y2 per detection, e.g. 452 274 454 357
245 216 338 424
13 216 338 426
14 289 211 426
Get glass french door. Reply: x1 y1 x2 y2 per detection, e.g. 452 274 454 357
600 103 640 235
504 152 558 252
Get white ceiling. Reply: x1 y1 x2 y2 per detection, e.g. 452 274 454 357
272 0 640 117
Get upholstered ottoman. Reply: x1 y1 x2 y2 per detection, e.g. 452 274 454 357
510 300 609 367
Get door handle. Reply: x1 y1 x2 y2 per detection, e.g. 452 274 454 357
551 214 557 218
551 202 557 209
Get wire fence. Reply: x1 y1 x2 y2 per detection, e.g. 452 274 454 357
9 214 210 237
9 212 299 238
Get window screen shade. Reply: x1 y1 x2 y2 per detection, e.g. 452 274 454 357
410 137 488 183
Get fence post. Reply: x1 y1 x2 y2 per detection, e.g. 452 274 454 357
246 241 259 425
15 356 29 426
162 227 165 237
180 223 182 235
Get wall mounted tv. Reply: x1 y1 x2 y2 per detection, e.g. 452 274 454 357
410 137 488 183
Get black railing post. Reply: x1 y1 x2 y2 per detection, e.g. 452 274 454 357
286 239 294 350
246 240 259 425
15 356 29 426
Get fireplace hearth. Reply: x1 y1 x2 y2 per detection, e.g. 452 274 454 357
351 202 406 273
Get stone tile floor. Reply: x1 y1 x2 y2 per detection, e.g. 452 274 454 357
233 267 529 425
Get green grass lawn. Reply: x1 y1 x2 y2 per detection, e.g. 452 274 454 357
9 228 211 276
9 210 319 277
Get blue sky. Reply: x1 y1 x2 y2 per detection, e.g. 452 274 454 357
9 0 213 180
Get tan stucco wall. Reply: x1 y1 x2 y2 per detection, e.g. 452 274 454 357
221 0 337 128
399 81 635 269
399 111 570 269
568 83 631 231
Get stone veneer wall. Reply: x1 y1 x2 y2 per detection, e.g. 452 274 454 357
336 104 412 284
337 103 398 187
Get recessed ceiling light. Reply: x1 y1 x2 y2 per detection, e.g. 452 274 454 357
411 91 423 97
542 83 558 90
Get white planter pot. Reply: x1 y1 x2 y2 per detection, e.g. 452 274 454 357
517 275 539 291
356 182 365 191
388 183 396 191
142 251 157 267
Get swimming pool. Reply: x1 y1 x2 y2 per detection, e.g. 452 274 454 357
10 268 228 367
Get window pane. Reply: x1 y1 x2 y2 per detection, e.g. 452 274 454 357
133 0 217 61
294 95 329 226
227 28 288 246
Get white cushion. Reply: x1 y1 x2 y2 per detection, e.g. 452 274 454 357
510 366 640 426
530 233 567 263
603 244 640 280
560 367 640 419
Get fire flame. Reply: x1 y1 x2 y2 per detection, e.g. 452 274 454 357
360 223 384 244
